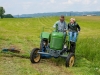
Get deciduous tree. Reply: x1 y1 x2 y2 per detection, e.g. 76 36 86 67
0 7 5 19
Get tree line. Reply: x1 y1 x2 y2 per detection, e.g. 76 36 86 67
0 6 13 19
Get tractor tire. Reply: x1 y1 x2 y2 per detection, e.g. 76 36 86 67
30 48 41 63
66 53 75 67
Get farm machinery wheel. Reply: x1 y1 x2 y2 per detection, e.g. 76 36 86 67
30 48 41 63
66 53 75 67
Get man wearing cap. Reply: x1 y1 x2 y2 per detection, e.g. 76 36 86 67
53 15 68 41
68 18 81 53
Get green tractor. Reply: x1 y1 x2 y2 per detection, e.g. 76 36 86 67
30 27 75 67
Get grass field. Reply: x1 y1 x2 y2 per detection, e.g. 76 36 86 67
0 16 100 75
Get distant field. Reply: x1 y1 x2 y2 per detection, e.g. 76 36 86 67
0 16 100 75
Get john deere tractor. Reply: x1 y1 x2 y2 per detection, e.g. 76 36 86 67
30 28 75 67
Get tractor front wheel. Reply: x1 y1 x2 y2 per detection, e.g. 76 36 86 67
30 48 41 63
66 53 75 67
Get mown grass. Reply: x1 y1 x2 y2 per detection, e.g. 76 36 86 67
0 16 100 75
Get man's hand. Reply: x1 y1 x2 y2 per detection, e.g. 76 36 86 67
64 29 66 32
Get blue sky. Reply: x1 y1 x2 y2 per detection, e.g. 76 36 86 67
0 0 100 15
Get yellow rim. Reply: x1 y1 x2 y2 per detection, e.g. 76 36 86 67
69 56 75 67
34 50 40 62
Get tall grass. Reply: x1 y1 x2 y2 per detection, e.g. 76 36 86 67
0 16 100 75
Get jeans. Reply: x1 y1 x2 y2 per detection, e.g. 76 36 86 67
69 32 78 42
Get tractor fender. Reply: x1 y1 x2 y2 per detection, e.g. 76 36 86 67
41 32 50 39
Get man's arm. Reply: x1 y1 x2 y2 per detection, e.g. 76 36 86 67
53 21 58 28
53 21 59 32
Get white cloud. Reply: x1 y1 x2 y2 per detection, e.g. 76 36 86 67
21 2 33 10
74 0 81 2
96 7 100 11
93 0 97 4
62 0 73 5
0 0 100 15
82 0 91 5
50 0 55 3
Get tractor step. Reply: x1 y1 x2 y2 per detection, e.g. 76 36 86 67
38 52 67 58
38 52 50 55
60 55 67 58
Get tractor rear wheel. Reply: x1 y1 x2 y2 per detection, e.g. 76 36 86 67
30 48 41 63
66 53 75 67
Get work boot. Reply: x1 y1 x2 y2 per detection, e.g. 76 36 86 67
70 41 76 53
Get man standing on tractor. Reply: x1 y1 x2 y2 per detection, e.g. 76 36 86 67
68 18 81 53
53 15 68 41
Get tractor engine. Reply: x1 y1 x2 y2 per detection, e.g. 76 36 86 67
50 32 64 50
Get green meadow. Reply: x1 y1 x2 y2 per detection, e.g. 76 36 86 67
0 16 100 75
